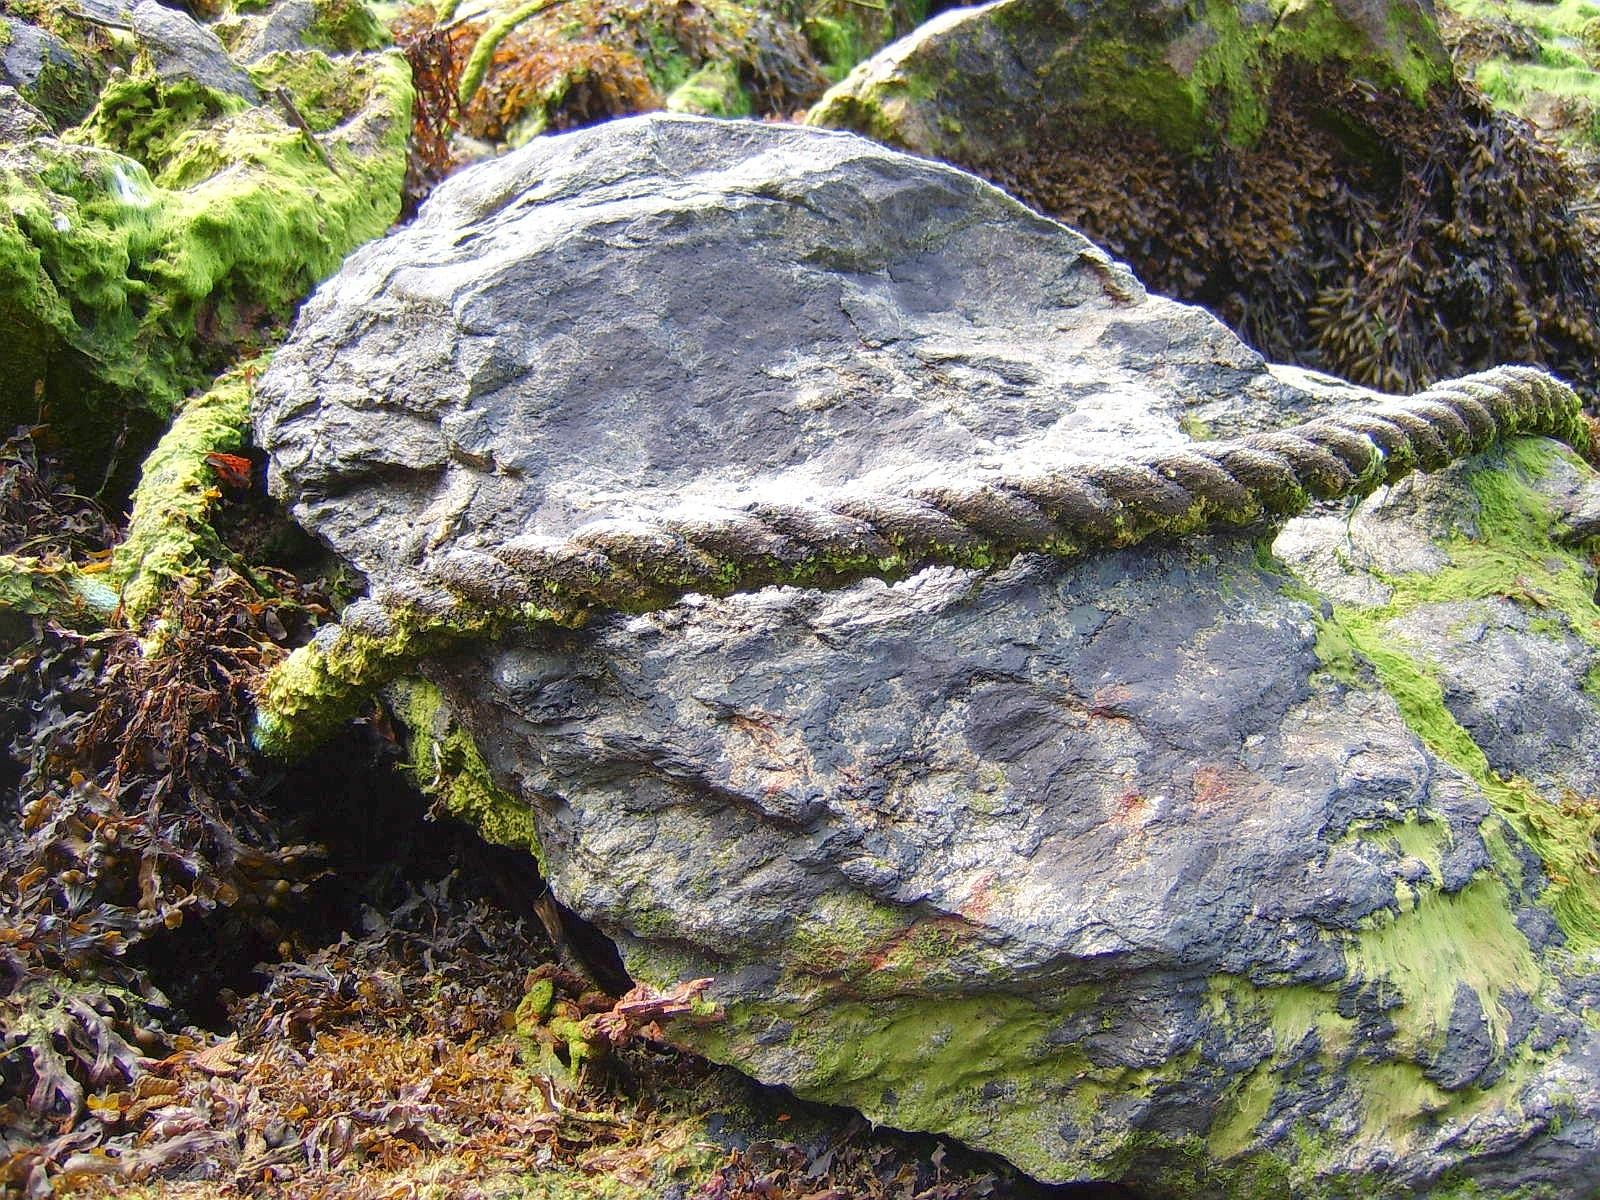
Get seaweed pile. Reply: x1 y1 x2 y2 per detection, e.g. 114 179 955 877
394 0 929 169
977 69 1600 401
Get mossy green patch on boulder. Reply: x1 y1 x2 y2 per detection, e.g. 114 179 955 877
388 676 544 862
111 360 258 622
1440 0 1600 148
0 47 409 486
810 0 1451 156
0 553 119 645
1289 438 1600 952
665 60 752 117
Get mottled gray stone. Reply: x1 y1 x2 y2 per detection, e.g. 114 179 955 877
131 0 259 100
257 115 1600 1197
1383 598 1600 799
229 0 319 63
0 19 96 126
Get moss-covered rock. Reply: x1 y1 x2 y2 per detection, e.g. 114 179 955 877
0 553 119 645
810 0 1452 156
252 115 1600 1194
110 361 258 621
809 0 1600 403
388 676 545 862
1440 0 1600 150
0 42 409 486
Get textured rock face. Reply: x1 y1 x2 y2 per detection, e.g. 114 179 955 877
257 115 1600 1196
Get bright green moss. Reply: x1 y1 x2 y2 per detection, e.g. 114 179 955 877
1 52 411 483
111 361 258 621
305 0 389 52
390 677 544 862
0 553 119 645
1292 439 1600 950
1445 0 1600 144
664 61 752 117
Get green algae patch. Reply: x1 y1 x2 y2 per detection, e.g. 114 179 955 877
305 0 390 52
112 361 258 622
0 51 410 484
809 0 1452 156
1347 876 1538 1057
0 553 119 645
665 61 752 117
1304 438 1600 950
1444 0 1600 146
680 989 1100 1183
389 676 543 862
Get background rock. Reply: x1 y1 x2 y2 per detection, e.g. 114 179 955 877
0 20 411 490
808 0 1600 404
257 114 1600 1196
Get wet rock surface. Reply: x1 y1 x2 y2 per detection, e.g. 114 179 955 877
257 115 1600 1196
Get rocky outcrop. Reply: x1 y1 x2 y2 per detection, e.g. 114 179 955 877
0 5 411 484
808 0 1600 405
255 115 1600 1196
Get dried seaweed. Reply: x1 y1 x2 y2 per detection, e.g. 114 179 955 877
0 431 116 566
0 559 332 1182
981 70 1600 406
393 5 469 207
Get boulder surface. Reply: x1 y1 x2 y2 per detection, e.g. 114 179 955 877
256 114 1600 1197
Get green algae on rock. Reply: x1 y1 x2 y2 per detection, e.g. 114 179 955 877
0 553 119 645
809 0 1452 156
808 0 1600 403
1440 0 1600 150
0 43 410 484
111 361 259 622
389 676 545 862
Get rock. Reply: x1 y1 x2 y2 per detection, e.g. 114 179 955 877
130 0 260 100
255 114 1600 1195
0 42 411 485
809 0 1450 169
217 0 390 63
807 0 1600 403
0 17 99 127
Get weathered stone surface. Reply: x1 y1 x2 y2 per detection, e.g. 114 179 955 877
256 115 1600 1196
131 0 260 100
0 18 97 127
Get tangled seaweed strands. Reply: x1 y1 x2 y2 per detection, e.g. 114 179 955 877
452 0 828 144
0 571 332 1184
255 363 1592 757
0 431 117 563
392 5 470 205
985 70 1600 405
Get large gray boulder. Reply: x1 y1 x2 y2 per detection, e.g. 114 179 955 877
255 114 1600 1196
